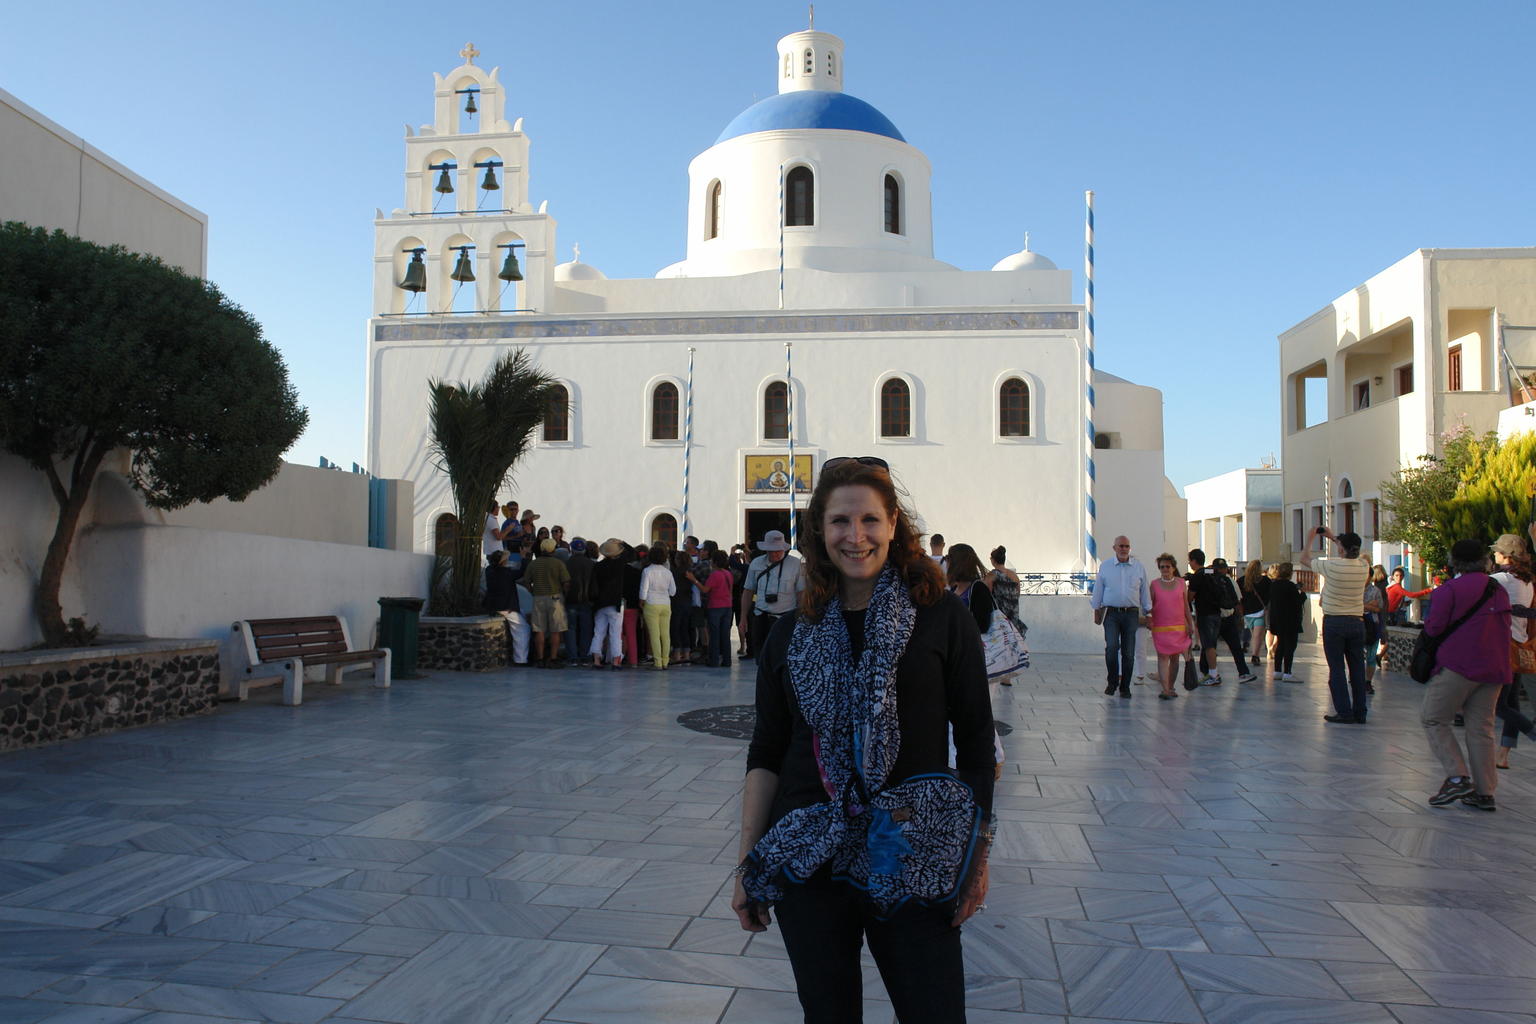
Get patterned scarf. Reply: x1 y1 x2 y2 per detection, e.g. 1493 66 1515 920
740 562 982 914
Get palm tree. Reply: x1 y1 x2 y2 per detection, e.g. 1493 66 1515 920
427 349 557 615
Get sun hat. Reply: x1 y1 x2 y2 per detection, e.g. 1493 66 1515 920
758 530 790 552
599 538 625 558
1492 533 1527 558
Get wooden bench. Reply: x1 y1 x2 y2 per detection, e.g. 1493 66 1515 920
231 616 391 705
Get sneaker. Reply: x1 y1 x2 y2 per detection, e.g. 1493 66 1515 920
1429 776 1476 806
1461 793 1496 812
1200 675 1222 687
1238 672 1257 683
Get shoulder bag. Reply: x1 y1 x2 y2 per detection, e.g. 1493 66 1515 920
960 584 1029 677
1409 580 1497 684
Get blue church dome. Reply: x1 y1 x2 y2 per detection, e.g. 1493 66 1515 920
716 91 905 144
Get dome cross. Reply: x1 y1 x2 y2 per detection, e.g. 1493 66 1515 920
459 42 479 65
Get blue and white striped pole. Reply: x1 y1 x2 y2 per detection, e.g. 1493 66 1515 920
778 164 786 311
1083 189 1098 569
786 341 796 550
683 346 695 540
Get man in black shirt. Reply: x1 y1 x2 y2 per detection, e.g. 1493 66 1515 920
1186 550 1254 686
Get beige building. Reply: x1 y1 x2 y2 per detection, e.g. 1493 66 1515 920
1280 248 1536 569
1183 466 1284 565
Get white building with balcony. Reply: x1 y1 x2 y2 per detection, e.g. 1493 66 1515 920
1280 248 1536 569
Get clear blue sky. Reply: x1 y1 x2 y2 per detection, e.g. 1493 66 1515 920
6 0 1534 492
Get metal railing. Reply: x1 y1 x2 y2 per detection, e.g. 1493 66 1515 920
1017 572 1096 595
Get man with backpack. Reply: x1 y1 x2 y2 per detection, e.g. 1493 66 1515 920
1186 550 1256 686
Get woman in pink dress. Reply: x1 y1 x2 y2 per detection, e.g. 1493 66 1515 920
1149 553 1195 699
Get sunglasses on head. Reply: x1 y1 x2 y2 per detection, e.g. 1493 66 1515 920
822 456 890 472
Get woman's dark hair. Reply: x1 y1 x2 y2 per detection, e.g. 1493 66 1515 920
1276 561 1294 581
945 543 985 584
711 549 729 569
798 460 943 617
990 545 1007 565
672 550 690 573
647 542 669 566
1156 552 1177 570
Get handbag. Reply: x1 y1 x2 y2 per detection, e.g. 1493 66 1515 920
1514 634 1536 674
1409 581 1497 683
1182 658 1200 690
981 610 1030 678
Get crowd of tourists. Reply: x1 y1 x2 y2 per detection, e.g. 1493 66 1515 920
475 497 1028 678
1092 526 1536 812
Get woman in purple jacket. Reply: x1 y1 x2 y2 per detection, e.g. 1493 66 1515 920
1422 539 1513 812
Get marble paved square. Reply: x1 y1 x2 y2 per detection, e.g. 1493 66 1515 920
3 645 1536 1023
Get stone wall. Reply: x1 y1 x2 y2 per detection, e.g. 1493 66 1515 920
417 616 507 672
0 639 220 753
1384 625 1420 674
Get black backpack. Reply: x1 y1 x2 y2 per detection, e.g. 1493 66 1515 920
1215 575 1238 611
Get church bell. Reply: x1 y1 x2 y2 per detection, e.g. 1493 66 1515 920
464 90 478 115
398 250 427 293
450 249 476 283
480 165 500 191
497 249 523 282
434 167 454 194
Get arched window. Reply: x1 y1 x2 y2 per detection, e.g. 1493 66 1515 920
651 382 679 440
880 378 910 437
434 512 458 557
804 48 814 74
543 384 569 442
706 181 722 240
999 378 1030 437
786 166 814 227
883 174 901 235
764 381 789 439
651 513 678 548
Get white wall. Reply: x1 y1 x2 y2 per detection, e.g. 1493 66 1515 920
77 524 432 688
1 454 422 652
371 319 1122 574
1018 595 1101 653
0 87 206 273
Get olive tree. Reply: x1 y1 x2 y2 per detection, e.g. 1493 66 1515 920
0 223 307 646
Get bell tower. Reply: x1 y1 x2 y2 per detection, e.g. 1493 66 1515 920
372 43 556 316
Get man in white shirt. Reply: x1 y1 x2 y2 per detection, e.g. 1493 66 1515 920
741 530 803 659
1090 536 1151 698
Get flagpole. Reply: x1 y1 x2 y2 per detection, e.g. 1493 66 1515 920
683 346 695 540
786 341 796 550
1083 189 1098 571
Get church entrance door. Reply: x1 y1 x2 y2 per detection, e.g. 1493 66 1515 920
744 509 803 552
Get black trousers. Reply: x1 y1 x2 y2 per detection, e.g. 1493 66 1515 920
775 875 965 1023
1274 631 1299 674
749 611 787 658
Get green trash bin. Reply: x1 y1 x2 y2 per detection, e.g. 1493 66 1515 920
378 596 425 679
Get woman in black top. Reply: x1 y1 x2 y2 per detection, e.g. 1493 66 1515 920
1267 562 1305 681
1240 559 1271 665
735 457 994 1023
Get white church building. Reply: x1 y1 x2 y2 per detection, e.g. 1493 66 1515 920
366 29 1176 572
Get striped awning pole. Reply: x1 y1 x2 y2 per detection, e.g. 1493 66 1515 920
786 341 796 550
683 346 695 540
1083 189 1098 569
